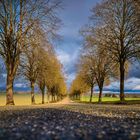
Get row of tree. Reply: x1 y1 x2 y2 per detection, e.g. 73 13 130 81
19 38 67 104
0 0 67 105
70 0 140 102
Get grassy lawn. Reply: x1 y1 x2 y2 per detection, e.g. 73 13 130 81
0 93 48 106
80 96 140 103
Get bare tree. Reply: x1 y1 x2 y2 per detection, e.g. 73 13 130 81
91 0 140 101
81 26 117 102
37 47 52 104
20 45 40 104
78 57 96 102
20 25 52 104
37 56 46 104
133 0 140 29
0 0 62 105
82 48 112 102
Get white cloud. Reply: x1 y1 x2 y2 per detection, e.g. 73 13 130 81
126 77 140 90
67 73 75 83
56 49 79 66
105 81 119 90
105 77 140 90
56 50 71 65
133 85 140 90
2 73 7 78
14 83 27 88
56 49 80 86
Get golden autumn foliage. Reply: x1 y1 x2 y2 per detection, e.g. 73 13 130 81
0 0 62 105
70 73 90 100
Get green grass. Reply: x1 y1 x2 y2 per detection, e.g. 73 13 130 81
0 93 48 106
80 96 140 103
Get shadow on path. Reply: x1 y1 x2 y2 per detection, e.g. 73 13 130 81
0 107 140 140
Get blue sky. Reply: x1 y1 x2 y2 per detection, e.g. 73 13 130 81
55 0 140 90
56 0 101 85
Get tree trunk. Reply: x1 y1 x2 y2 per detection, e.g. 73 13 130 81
6 75 15 105
76 93 78 100
56 95 59 101
53 95 55 102
31 82 35 104
52 94 54 102
60 95 63 100
98 86 103 103
79 94 81 100
90 85 94 102
54 95 56 102
120 62 125 101
47 92 50 103
41 88 45 104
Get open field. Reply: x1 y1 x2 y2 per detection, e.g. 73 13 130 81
0 100 140 140
1 93 140 106
0 93 48 106
80 96 140 104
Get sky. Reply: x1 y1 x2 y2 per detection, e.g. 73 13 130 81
55 0 140 91
0 0 140 92
56 0 100 86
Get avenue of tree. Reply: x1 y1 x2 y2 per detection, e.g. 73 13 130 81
70 0 140 102
0 0 140 105
0 0 67 105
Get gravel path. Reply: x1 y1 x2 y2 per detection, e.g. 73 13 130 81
0 99 140 140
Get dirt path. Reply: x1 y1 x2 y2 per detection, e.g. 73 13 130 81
53 97 76 104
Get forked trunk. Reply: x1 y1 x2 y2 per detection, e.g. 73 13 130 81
6 75 15 105
90 85 94 102
120 62 125 101
31 82 35 104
